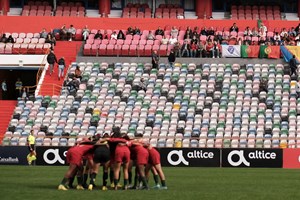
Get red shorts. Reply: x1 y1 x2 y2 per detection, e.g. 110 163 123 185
115 145 130 163
148 148 161 165
136 147 149 165
66 148 82 167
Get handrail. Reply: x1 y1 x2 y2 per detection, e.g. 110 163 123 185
36 49 49 85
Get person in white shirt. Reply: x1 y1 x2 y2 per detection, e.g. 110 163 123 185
169 36 178 45
110 31 118 40
273 32 281 42
259 23 267 36
161 36 169 45
147 31 155 40
82 25 90 41
170 26 179 38
67 25 76 41
280 28 288 38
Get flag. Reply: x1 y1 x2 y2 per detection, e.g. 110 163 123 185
259 45 280 59
221 45 241 58
280 46 300 62
241 45 260 58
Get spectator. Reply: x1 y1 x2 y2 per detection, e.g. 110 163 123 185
206 40 214 57
259 79 268 93
289 55 298 76
133 78 147 92
169 35 178 45
295 23 300 35
200 27 208 36
173 41 181 57
0 34 7 43
212 40 221 58
191 35 199 45
126 26 135 35
190 41 198 57
259 23 268 36
273 32 281 42
155 26 164 36
289 27 297 38
161 36 169 45
237 38 243 45
244 26 252 36
15 78 22 98
67 25 76 41
147 31 155 40
280 28 288 38
197 42 206 58
6 35 14 43
110 31 118 40
170 26 179 38
151 50 159 69
74 66 82 80
45 33 56 49
57 57 66 80
229 23 239 32
252 27 259 37
117 30 125 40
184 26 192 40
296 80 300 98
103 30 109 39
192 27 199 39
1 80 7 100
168 49 176 68
67 77 79 94
60 24 68 40
46 50 57 76
40 28 48 39
94 30 103 40
82 25 90 41
207 27 215 36
258 37 266 45
21 87 29 101
133 27 141 35
181 40 191 57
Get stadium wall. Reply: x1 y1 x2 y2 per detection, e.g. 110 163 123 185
1 146 300 168
1 16 300 33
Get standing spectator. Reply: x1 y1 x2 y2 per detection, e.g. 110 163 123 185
1 80 7 100
147 31 155 40
155 26 164 36
168 49 176 68
110 31 118 40
229 23 239 32
289 55 298 76
117 30 125 40
67 25 76 41
170 26 179 38
94 30 103 40
58 57 66 80
181 40 191 57
259 23 268 36
21 87 29 101
151 50 159 69
15 78 22 98
82 25 90 41
40 28 48 39
46 50 57 76
74 66 82 80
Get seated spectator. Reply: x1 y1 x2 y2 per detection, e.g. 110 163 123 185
110 31 118 40
60 24 68 40
181 40 191 57
296 80 300 98
169 35 178 45
133 27 141 35
259 79 268 93
190 41 198 58
289 27 297 38
280 28 288 38
273 32 281 42
103 30 109 39
229 23 239 32
258 37 266 45
74 66 82 80
0 34 7 43
252 27 259 37
132 78 147 92
170 26 179 37
45 33 56 48
212 40 221 58
155 26 164 36
161 36 169 45
82 25 90 41
244 26 252 37
200 27 208 36
184 26 192 40
197 42 206 58
40 28 48 39
206 39 214 57
117 30 125 40
207 27 215 36
126 26 135 35
67 77 80 94
6 35 14 43
173 41 181 57
67 25 76 41
237 37 243 45
192 27 199 39
94 30 103 40
147 31 155 40
191 35 199 45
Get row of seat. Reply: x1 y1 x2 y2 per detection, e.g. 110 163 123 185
231 5 281 20
0 43 50 54
3 62 300 148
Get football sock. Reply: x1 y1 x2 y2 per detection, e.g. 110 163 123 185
113 179 118 187
90 173 96 185
153 174 159 185
103 172 108 186
61 177 68 185
161 180 166 187
128 171 132 185
77 176 83 186
68 176 75 187
141 176 149 188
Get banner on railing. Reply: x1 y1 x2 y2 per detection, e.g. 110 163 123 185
0 146 29 165
36 146 69 166
159 148 220 167
221 45 241 58
283 149 300 169
222 149 283 168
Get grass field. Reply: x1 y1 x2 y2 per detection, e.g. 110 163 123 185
0 166 299 200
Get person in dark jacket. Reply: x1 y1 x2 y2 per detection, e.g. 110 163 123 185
168 49 176 68
46 50 57 76
151 50 159 69
289 55 298 76
58 57 66 80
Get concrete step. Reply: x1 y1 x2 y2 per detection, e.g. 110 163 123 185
184 11 198 19
86 9 101 18
109 10 122 18
8 8 22 16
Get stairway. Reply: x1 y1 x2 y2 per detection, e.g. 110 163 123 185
0 100 17 142
39 41 81 96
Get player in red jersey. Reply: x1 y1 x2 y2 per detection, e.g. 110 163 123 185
58 138 96 191
146 144 167 189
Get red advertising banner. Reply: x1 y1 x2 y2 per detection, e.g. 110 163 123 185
283 149 300 169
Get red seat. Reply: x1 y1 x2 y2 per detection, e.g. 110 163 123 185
98 44 107 55
106 44 115 56
159 44 167 56
90 44 99 56
35 43 44 54
144 44 152 56
129 44 137 56
4 44 12 54
12 43 20 54
131 40 139 45
83 44 91 56
121 44 129 56
137 44 144 56
19 44 28 54
27 44 36 54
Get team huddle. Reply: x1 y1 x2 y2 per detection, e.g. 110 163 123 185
58 126 167 191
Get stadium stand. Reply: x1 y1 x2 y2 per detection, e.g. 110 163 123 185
231 5 281 20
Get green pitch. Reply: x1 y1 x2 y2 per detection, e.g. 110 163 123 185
0 166 299 200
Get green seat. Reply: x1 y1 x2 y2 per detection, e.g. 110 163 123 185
223 139 231 148
255 140 263 148
142 102 150 109
90 95 97 102
150 69 158 74
49 101 56 108
2 137 10 146
69 132 78 137
280 129 288 135
26 119 34 126
84 90 92 97
93 62 100 68
106 68 113 74
217 121 225 128
44 95 51 103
